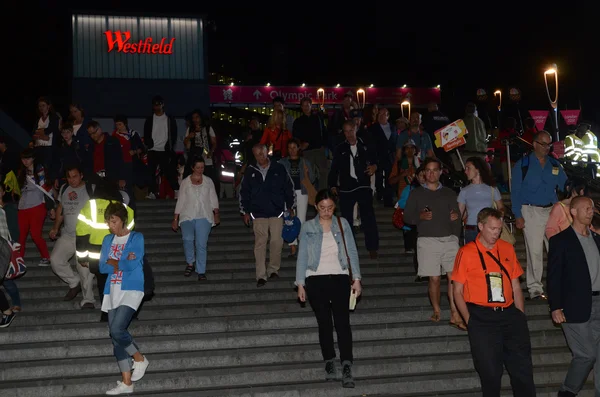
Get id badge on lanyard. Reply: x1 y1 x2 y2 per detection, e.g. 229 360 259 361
476 243 510 304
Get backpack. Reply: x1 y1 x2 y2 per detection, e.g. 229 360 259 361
520 153 560 181
58 182 95 202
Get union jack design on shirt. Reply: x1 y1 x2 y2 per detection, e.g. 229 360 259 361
111 271 123 285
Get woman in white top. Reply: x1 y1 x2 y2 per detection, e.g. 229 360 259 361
172 157 220 280
32 97 60 172
100 202 149 395
295 190 362 388
458 156 505 243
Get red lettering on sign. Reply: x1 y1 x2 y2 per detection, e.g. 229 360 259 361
103 30 175 54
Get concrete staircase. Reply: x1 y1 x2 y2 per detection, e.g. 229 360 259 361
1 198 594 396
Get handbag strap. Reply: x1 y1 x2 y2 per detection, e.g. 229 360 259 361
336 216 353 280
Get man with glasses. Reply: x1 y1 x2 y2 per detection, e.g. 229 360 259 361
404 158 464 327
511 130 567 300
86 121 124 187
329 120 380 259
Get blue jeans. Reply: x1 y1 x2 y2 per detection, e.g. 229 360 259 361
108 305 139 373
2 279 21 307
464 228 478 244
180 218 212 275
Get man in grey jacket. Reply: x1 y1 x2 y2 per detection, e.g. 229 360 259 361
404 157 464 329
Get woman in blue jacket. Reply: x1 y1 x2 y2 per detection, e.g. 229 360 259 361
100 202 149 395
295 189 362 388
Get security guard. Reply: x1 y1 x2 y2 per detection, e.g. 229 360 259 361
578 122 600 178
76 181 134 321
452 207 536 397
564 128 585 165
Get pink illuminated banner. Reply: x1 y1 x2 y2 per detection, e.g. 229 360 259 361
209 86 441 105
529 110 549 131
560 110 580 126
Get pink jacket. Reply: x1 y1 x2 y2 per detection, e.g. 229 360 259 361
545 202 572 239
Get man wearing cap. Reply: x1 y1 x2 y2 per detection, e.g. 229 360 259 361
292 97 328 190
453 207 536 397
548 196 600 397
396 112 435 163
273 96 295 133
143 96 179 199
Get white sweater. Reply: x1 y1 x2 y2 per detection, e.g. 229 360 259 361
175 175 219 225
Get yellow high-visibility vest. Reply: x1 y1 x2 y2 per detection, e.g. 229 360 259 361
76 199 135 260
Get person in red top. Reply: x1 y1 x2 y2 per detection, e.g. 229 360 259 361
86 121 124 188
113 115 144 187
521 118 537 145
260 109 292 161
452 207 535 397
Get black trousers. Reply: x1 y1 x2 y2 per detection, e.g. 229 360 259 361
375 164 395 206
305 275 353 363
339 188 379 252
0 283 9 312
467 304 536 397
148 150 179 196
403 227 417 251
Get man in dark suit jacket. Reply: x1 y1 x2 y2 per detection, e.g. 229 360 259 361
547 195 600 397
368 107 398 207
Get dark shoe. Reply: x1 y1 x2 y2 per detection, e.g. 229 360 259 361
353 226 361 234
0 313 16 328
100 312 108 322
269 273 279 279
527 293 547 301
257 279 267 287
64 284 82 301
198 274 207 281
81 303 95 309
341 361 355 388
184 264 194 277
325 359 336 381
369 251 378 259
557 391 576 397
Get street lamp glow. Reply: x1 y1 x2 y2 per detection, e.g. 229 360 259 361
356 88 366 109
402 84 407 88
494 90 502 111
369 84 374 88
544 68 557 75
401 100 411 119
230 82 234 86
336 83 341 88
266 82 270 87
544 63 559 141
436 85 441 89
301 83 305 87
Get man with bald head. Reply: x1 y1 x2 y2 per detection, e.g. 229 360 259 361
548 195 600 396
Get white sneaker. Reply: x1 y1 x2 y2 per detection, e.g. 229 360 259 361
131 356 150 382
39 258 50 266
105 381 133 395
145 192 156 200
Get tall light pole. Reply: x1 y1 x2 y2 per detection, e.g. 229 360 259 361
494 90 502 129
544 64 559 141
401 100 411 119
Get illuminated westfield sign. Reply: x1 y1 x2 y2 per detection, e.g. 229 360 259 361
104 30 175 54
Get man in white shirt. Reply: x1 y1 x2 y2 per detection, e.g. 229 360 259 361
49 165 95 308
143 96 179 199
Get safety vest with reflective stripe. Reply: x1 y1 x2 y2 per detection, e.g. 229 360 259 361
581 130 600 160
76 199 135 260
564 134 585 162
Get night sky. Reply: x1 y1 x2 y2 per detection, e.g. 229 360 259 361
3 2 598 124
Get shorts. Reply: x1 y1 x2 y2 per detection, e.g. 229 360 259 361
417 235 459 277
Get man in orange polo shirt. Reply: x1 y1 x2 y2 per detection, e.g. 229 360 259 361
452 207 536 397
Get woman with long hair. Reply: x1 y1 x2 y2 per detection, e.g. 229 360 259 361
100 202 149 395
458 156 505 243
545 179 590 239
17 148 52 265
295 189 362 388
172 157 219 280
183 110 219 194
260 109 292 161
32 97 60 172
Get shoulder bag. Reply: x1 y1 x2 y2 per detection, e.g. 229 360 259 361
337 217 358 310
491 187 516 245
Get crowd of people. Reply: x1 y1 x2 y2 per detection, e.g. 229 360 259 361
1 93 599 396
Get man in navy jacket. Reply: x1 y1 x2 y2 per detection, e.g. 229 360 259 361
240 143 295 287
548 195 600 397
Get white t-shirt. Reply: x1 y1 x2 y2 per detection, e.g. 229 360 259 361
349 144 358 180
35 117 52 147
101 233 145 313
59 184 90 237
72 123 83 136
152 113 169 151
306 231 348 278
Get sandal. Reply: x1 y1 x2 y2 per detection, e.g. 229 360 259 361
184 264 194 277
11 306 21 313
449 321 468 331
430 311 441 322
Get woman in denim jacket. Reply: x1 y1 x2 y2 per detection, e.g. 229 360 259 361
295 189 362 388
